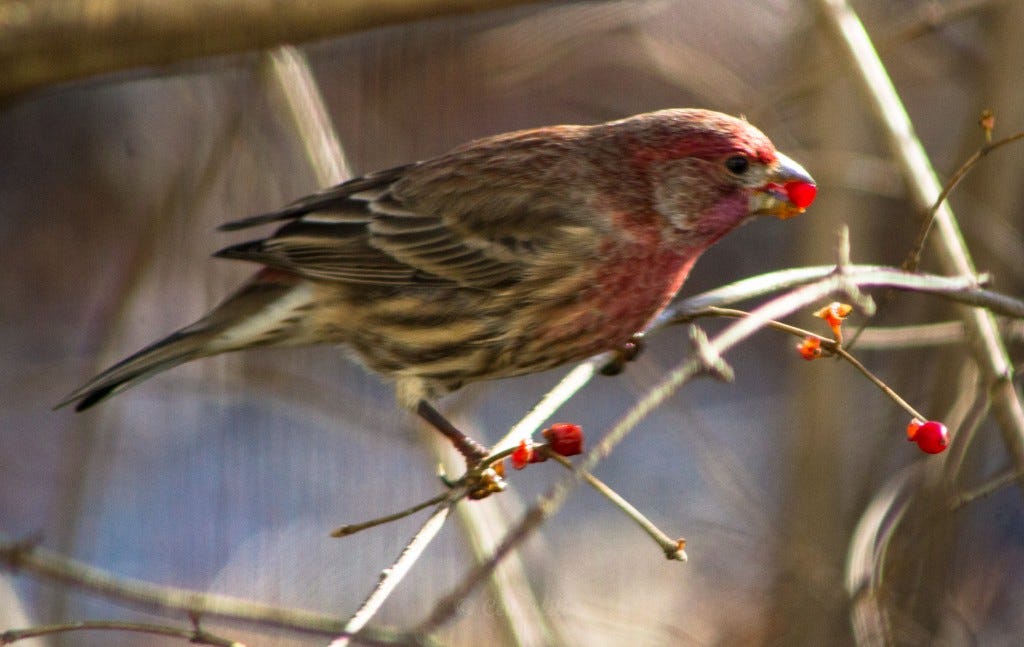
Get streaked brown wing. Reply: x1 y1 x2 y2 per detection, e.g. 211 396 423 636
215 147 591 289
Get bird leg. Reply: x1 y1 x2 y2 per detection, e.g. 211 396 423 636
599 333 646 376
416 400 489 464
416 400 506 499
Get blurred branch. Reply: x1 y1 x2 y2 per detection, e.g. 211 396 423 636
1 619 242 647
891 0 1009 44
815 0 1024 468
949 466 1024 509
0 534 421 644
262 46 353 186
848 321 965 349
846 464 920 646
0 0 547 100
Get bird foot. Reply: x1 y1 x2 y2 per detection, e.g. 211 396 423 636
418 400 507 498
600 333 646 376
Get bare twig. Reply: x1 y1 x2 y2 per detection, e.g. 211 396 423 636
491 360 602 454
546 451 687 561
699 306 928 422
330 494 448 538
904 129 1024 272
333 503 454 647
815 0 1024 468
832 346 926 422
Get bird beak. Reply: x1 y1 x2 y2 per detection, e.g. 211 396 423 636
750 152 817 219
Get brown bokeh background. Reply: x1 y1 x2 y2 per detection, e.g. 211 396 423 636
2 1 1024 645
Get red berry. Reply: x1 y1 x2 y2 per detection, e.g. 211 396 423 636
796 336 822 360
511 440 533 470
912 420 949 454
543 423 584 456
785 181 817 209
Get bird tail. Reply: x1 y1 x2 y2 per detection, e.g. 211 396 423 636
57 270 317 412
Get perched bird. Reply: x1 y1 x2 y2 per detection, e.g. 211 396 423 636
58 109 815 456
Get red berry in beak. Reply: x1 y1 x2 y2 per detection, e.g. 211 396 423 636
785 181 817 210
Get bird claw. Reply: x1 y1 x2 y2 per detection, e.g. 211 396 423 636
439 463 507 500
466 466 507 500
600 333 646 376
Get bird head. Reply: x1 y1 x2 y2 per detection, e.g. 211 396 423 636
616 109 816 241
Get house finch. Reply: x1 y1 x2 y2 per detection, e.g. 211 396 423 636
59 109 814 456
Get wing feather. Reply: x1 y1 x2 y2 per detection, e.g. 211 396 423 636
214 130 599 288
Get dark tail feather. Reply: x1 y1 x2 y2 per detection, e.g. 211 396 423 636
56 272 314 412
56 328 214 411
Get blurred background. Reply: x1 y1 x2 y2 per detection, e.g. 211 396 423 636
2 1 1024 645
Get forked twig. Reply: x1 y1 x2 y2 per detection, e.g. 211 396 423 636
815 0 1024 467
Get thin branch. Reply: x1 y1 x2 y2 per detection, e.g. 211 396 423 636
491 360 602 454
832 346 925 422
949 467 1024 510
904 129 1024 271
699 306 928 422
814 0 1024 468
1 620 242 647
546 452 687 561
333 503 454 647
330 493 448 538
416 500 551 634
847 321 966 349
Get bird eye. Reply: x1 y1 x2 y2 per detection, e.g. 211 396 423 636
724 155 750 175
